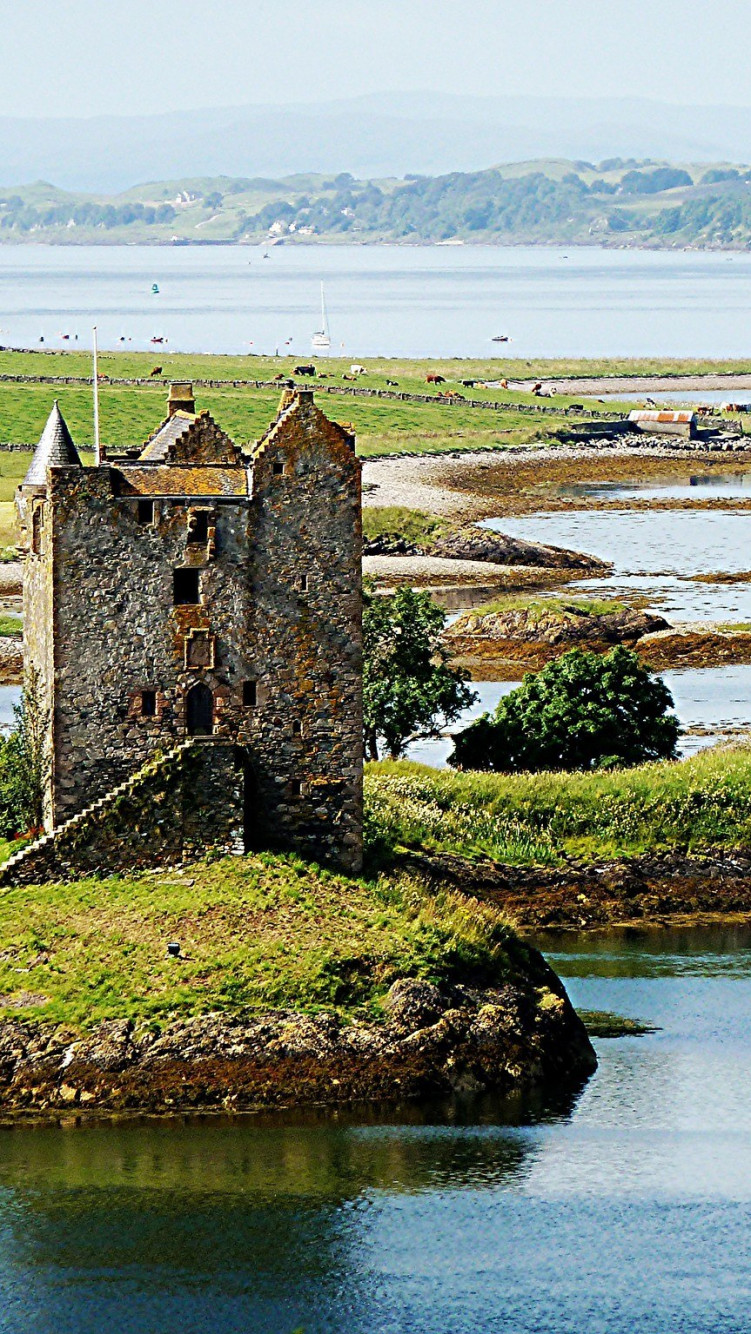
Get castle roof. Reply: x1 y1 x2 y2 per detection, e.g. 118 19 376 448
118 465 250 498
139 411 197 462
23 402 82 487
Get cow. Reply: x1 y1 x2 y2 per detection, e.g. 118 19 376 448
461 380 477 388
350 364 366 375
426 373 446 385
386 379 399 387
150 365 163 377
438 390 465 401
342 373 358 381
294 364 316 377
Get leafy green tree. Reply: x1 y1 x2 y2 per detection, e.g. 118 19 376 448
449 647 680 773
363 585 476 761
0 669 49 836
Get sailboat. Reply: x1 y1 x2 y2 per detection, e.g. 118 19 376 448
312 283 331 352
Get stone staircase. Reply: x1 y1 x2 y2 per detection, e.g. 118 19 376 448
0 739 215 885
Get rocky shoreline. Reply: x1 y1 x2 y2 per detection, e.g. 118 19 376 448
0 973 596 1115
402 848 751 931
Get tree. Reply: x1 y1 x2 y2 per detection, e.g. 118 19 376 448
0 669 49 836
449 647 680 773
363 585 476 761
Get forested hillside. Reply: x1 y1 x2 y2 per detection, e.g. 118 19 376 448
4 158 751 247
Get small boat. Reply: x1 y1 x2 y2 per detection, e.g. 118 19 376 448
312 283 331 352
491 335 510 343
151 283 160 294
150 336 167 345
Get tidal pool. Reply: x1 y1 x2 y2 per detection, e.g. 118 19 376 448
0 926 750 1332
486 507 751 623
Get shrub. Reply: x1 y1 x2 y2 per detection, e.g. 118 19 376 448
449 647 680 773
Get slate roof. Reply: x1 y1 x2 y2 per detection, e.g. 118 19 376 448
117 466 250 498
23 402 82 487
139 411 196 462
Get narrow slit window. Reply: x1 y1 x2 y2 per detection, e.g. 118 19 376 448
243 680 257 707
137 499 154 525
290 779 303 797
292 719 302 735
299 574 308 592
141 689 156 717
173 568 200 605
31 507 43 554
273 460 285 475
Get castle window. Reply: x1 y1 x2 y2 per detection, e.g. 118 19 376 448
31 507 43 554
173 568 200 605
137 500 154 525
290 779 303 797
187 510 209 544
298 574 308 592
141 689 156 717
292 719 302 735
273 460 285 475
243 680 257 707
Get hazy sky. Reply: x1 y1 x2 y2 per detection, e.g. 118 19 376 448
1 0 746 119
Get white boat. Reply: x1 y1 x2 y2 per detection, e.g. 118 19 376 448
312 283 331 352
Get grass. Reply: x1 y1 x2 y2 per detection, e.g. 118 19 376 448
0 852 525 1031
362 506 451 545
4 349 750 460
364 745 751 867
0 614 21 637
465 594 627 621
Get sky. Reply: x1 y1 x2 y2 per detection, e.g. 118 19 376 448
0 0 747 120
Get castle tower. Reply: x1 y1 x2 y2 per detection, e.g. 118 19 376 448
16 386 363 872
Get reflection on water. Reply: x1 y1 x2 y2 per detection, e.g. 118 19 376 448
489 508 751 622
558 472 751 502
2 928 751 1331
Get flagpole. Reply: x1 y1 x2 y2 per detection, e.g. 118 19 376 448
92 325 101 465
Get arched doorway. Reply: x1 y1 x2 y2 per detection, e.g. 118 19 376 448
186 681 213 736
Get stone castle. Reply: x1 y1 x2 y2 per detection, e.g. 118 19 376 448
11 384 362 877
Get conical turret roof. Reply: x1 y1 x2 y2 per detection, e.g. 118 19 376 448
23 402 82 487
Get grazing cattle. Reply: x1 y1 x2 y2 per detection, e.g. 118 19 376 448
426 373 446 385
531 382 543 395
386 379 399 386
150 365 163 377
342 373 357 381
294 364 316 377
461 379 477 388
273 372 286 381
438 390 465 401
350 364 366 375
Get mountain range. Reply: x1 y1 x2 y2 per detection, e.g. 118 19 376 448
3 92 751 192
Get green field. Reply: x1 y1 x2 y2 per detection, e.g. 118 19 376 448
365 744 751 867
0 851 520 1030
2 347 744 460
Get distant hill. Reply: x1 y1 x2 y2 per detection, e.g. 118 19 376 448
5 93 751 192
4 158 751 249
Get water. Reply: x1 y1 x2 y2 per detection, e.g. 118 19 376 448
0 926 750 1332
7 244 751 358
599 389 751 405
405 668 751 766
487 508 751 622
557 472 751 503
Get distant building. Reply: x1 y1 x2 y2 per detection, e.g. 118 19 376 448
16 384 363 873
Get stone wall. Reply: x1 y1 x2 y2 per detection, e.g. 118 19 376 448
0 740 244 885
18 388 363 874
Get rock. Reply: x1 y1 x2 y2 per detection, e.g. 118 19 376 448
382 978 447 1033
0 972 596 1116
